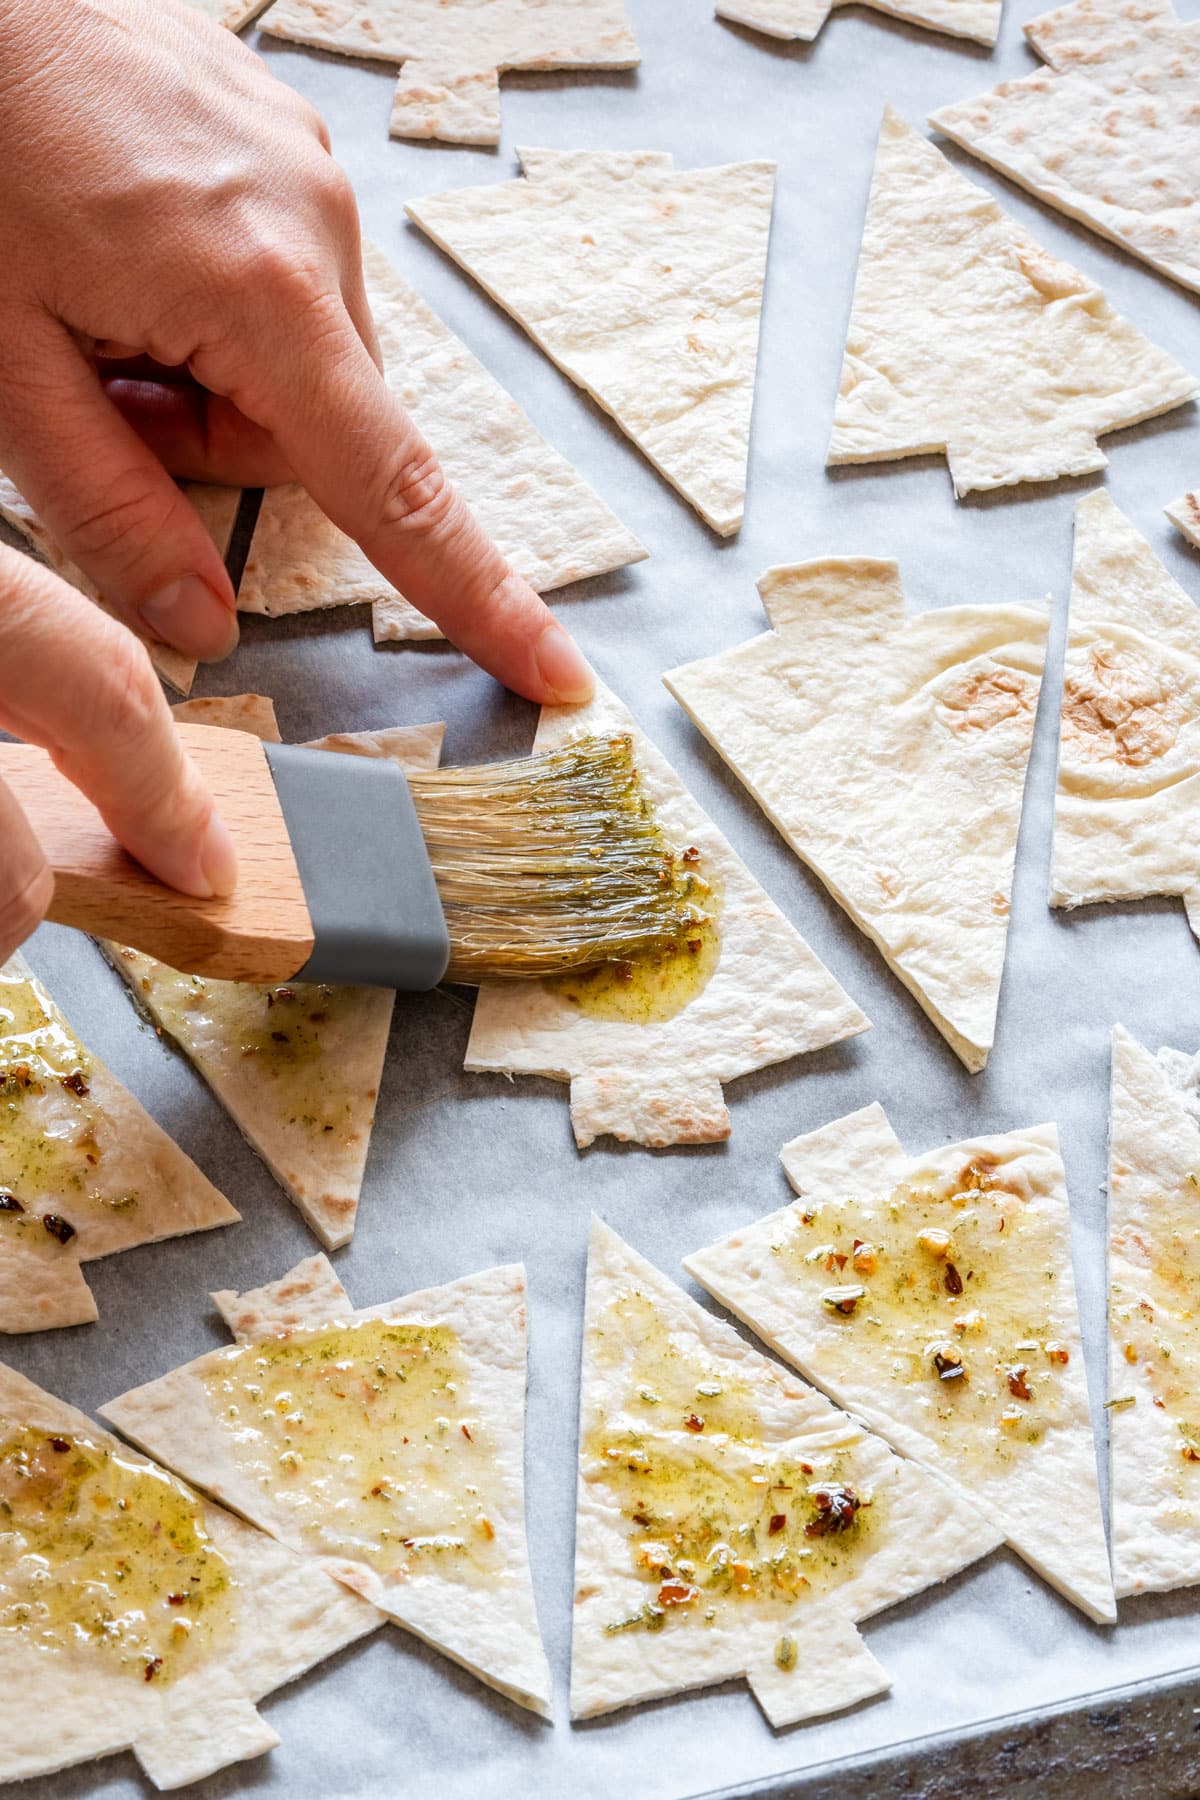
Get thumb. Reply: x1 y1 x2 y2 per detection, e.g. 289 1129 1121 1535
0 311 239 663
0 777 54 965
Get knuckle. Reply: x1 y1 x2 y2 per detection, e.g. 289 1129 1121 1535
377 448 459 539
0 858 52 963
310 155 355 222
61 469 174 567
79 628 163 755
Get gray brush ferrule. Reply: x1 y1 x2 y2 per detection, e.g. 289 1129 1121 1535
263 742 450 991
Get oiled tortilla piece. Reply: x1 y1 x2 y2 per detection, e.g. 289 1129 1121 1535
464 680 869 1149
932 0 1200 293
226 242 642 642
1108 1026 1200 1596
665 559 1047 1071
0 954 237 1335
685 1106 1115 1622
1166 488 1200 552
101 695 446 1249
102 1256 552 1716
407 149 775 536
259 0 638 145
1051 492 1200 935
829 110 1197 496
0 1363 377 1790
0 474 240 696
718 0 999 45
572 1220 1000 1724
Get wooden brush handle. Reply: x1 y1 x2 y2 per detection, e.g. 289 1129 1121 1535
0 723 315 983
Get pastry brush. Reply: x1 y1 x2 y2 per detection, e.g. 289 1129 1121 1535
0 723 710 988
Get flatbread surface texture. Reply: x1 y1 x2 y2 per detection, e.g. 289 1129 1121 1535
1051 492 1200 936
463 679 869 1148
665 557 1047 1072
101 1256 552 1716
0 1362 377 1789
718 0 1000 45
1166 487 1200 553
259 0 639 145
684 1106 1115 1623
182 0 271 27
572 1219 1001 1724
829 110 1197 496
0 953 237 1335
932 0 1200 293
407 149 775 537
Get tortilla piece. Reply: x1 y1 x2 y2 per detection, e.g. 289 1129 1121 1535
1166 488 1200 552
102 1256 552 1716
573 1218 1001 1724
1051 492 1200 935
932 0 1200 293
1107 1026 1200 1596
828 110 1198 496
684 1107 1116 1623
718 0 999 45
182 0 272 27
464 680 869 1149
0 954 237 1336
259 0 638 145
0 1362 377 1789
407 150 775 536
101 695 445 1248
665 561 1047 1072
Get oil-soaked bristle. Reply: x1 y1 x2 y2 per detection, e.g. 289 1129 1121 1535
407 735 712 984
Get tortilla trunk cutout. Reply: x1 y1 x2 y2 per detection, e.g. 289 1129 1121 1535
684 1106 1116 1623
101 695 443 1250
665 559 1047 1072
0 953 237 1335
259 0 638 145
463 679 869 1148
407 149 775 536
1108 1026 1200 1596
1051 492 1200 936
0 1361 377 1789
102 1253 552 1716
718 0 999 47
828 110 1197 497
1167 488 1200 553
572 1218 1002 1725
932 0 1200 293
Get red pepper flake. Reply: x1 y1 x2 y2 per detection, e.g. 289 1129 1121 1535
684 1413 705 1433
657 1579 699 1608
144 1657 163 1683
461 1424 473 1442
832 1252 848 1271
632 1511 651 1528
1182 1444 1200 1463
1006 1365 1031 1401
48 1437 70 1453
1045 1342 1070 1365
799 1462 813 1475
60 1070 89 1098
42 1214 76 1245
768 1513 787 1536
998 1218 1005 1232
804 1484 862 1537
0 1193 23 1214
167 1594 187 1606
944 1262 964 1296
271 1031 290 1045
933 1347 965 1381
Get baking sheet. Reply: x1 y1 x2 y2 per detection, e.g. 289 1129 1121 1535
7 1 1200 1794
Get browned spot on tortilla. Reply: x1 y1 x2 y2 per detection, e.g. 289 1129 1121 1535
938 666 1033 735
1061 646 1176 767
575 1584 600 1604
990 891 1010 917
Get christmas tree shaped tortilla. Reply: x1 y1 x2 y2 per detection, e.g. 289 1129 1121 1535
0 1361 377 1789
100 694 442 1249
717 0 1000 47
665 559 1047 1071
829 110 1197 496
685 1106 1115 1622
102 1253 552 1715
0 954 236 1336
464 679 869 1148
407 149 775 536
932 0 1200 293
1051 491 1200 936
259 0 638 144
1107 1025 1200 1596
573 1219 1002 1725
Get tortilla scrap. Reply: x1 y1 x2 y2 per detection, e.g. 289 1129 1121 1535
718 0 1000 46
1166 487 1200 553
182 0 272 28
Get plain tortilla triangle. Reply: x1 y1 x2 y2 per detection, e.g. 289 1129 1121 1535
829 109 1197 496
932 0 1200 293
573 1218 1001 1725
1051 491 1200 936
718 0 1000 46
259 0 639 145
665 558 1048 1071
684 1105 1115 1622
464 678 869 1148
101 1254 552 1716
407 149 775 536
100 694 445 1249
1108 1025 1200 1596
0 953 237 1335
0 1361 378 1789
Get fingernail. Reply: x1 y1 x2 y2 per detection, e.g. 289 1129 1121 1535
197 811 238 899
535 623 594 704
139 575 239 663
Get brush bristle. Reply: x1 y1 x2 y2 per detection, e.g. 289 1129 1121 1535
408 735 712 984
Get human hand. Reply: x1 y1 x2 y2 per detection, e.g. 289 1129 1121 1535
0 0 593 701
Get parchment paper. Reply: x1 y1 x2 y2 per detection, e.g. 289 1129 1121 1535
6 2 1200 1795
